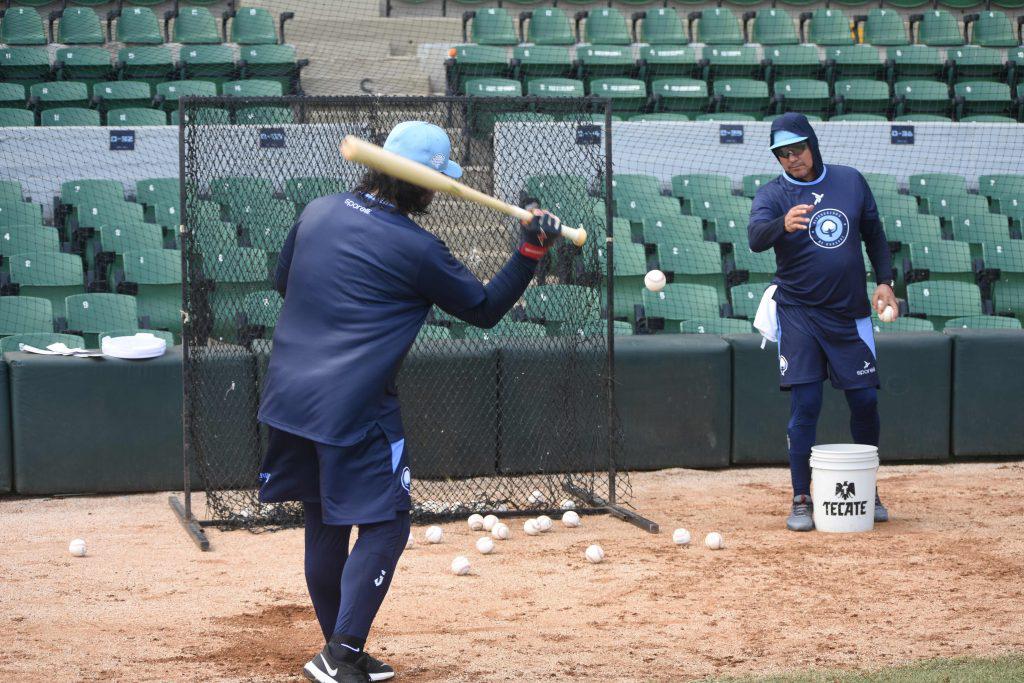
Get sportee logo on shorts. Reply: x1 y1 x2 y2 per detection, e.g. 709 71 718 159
822 480 868 517
807 208 850 249
856 359 876 376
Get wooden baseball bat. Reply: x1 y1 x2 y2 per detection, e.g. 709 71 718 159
339 135 587 247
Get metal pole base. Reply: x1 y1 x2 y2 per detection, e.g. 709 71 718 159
169 495 210 551
563 482 659 534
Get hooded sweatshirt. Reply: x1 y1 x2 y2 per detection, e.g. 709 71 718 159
747 113 893 319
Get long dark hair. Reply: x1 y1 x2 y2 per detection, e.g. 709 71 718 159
353 170 433 216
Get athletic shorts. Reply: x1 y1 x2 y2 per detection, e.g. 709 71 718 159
257 424 412 525
776 304 880 391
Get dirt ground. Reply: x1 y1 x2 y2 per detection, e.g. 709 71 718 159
2 462 1023 682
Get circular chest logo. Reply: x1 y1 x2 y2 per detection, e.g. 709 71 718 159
401 466 412 492
808 208 850 249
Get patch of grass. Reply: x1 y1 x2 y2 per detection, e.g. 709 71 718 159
709 653 1024 682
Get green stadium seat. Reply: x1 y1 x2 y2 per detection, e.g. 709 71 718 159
897 80 950 116
998 197 1024 229
0 332 85 353
951 213 1012 244
238 44 306 94
40 107 100 126
0 201 43 226
65 293 138 347
729 282 767 319
904 242 973 285
94 223 163 281
871 316 936 333
415 325 452 343
284 177 346 208
730 245 776 284
748 8 799 46
526 77 584 98
447 45 507 96
651 78 708 115
107 107 167 126
122 248 182 334
882 215 943 251
180 44 236 83
242 202 296 252
597 241 647 318
577 45 635 81
886 45 944 83
944 315 1021 330
774 79 830 119
237 106 293 125
54 6 104 44
521 7 573 46
73 200 144 233
993 280 1024 320
641 284 720 330
612 173 662 200
948 46 1005 83
1 226 60 267
135 179 178 215
155 79 216 111
462 321 547 340
0 296 53 335
703 45 760 81
227 6 278 45
834 79 891 117
524 174 589 207
742 175 776 199
204 245 269 339
522 285 599 335
636 7 686 46
691 7 743 46
574 320 634 336
710 215 749 244
656 240 724 295
955 81 1011 118
589 78 647 113
982 241 1024 282
907 280 982 325
672 173 732 203
858 8 909 47
922 195 990 230
894 114 952 122
639 45 700 82
512 45 572 83
110 5 162 44
169 6 220 44
117 46 174 83
209 176 274 207
978 175 1024 212
91 80 152 111
763 45 822 82
695 113 759 122
61 179 125 208
580 7 630 45
55 47 111 84
0 47 51 84
3 7 47 46
802 8 853 46
679 318 754 334
967 10 1017 48
826 44 885 83
616 196 680 223
464 8 517 46
29 81 89 110
222 79 283 98
172 108 230 126
8 253 84 313
0 82 26 108
0 108 33 126
190 220 236 259
713 79 769 117
641 215 704 244
0 181 25 204
874 193 920 218
239 289 283 340
962 114 1016 122
628 113 690 122
907 173 966 201
912 10 964 48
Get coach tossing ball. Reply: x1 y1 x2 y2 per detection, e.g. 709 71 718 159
644 269 666 292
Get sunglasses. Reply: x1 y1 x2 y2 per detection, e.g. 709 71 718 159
773 141 808 159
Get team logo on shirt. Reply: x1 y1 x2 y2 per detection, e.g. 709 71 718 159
779 355 789 375
807 208 850 249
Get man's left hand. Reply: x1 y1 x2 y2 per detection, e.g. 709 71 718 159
872 284 899 320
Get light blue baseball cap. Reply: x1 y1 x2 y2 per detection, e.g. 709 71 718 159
383 121 462 179
769 129 809 150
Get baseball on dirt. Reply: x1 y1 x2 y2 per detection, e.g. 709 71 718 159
491 522 511 540
475 536 495 555
672 528 691 546
562 511 581 528
451 555 471 576
482 514 499 531
880 305 896 323
425 525 443 544
527 489 546 505
68 539 87 557
523 519 540 536
467 514 485 531
535 515 553 532
560 499 576 510
644 269 666 292
585 544 605 564
406 533 415 549
704 532 724 550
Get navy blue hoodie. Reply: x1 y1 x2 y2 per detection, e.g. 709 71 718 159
747 113 893 319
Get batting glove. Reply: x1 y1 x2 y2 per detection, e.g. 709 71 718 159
519 206 562 260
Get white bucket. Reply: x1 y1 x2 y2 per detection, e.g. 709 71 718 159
809 444 879 533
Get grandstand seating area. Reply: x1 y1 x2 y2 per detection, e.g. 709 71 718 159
446 5 1024 122
0 0 308 126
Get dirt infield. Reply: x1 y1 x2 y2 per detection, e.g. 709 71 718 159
2 462 1023 682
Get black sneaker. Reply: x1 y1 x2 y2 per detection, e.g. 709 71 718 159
303 645 370 683
356 652 395 681
874 490 889 523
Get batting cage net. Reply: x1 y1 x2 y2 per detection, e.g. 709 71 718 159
180 95 633 528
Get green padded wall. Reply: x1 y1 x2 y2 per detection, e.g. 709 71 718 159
0 359 10 493
9 348 183 495
728 333 951 464
947 329 1024 457
615 335 732 469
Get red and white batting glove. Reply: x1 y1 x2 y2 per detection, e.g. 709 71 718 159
518 208 562 260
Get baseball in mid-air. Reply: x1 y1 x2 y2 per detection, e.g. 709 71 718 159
535 515 553 532
672 528 691 546
491 522 511 540
880 305 896 323
704 532 724 550
585 544 605 564
475 536 495 555
467 514 485 531
451 555 471 576
424 526 443 544
562 511 581 528
482 514 499 532
406 533 415 549
644 269 666 292
523 519 540 536
68 539 87 557
527 489 546 505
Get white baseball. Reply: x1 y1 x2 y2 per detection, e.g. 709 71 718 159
644 269 666 292
560 499 576 510
491 522 511 540
562 510 581 527
475 536 495 555
535 515 553 532
451 555 471 576
704 532 724 550
672 528 691 546
527 489 546 505
406 533 415 549
523 518 540 536
585 544 605 564
467 514 485 531
880 305 896 323
68 539 87 557
424 525 443 544
482 514 499 531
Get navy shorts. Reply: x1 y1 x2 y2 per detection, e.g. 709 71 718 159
257 424 412 525
776 304 880 390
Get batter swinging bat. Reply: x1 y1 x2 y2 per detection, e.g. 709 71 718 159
339 136 588 247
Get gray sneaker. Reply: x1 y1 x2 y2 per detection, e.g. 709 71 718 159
874 491 889 523
787 494 814 532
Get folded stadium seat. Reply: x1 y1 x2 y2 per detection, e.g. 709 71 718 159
871 316 935 333
834 79 891 116
93 223 164 282
856 8 909 47
763 45 822 82
7 253 84 313
862 172 900 197
578 7 630 45
961 114 1016 122
203 245 270 339
679 318 753 334
221 78 282 97
191 220 237 260
993 280 1024 320
283 177 346 210
0 200 43 226
773 79 831 119
634 7 686 46
238 44 307 94
64 293 138 347
671 173 732 212
589 78 648 114
91 80 152 112
107 107 167 126
628 112 690 122
237 289 283 342
237 106 293 125
886 45 944 83
0 83 26 108
462 321 547 340
656 240 725 299
746 8 799 46
464 78 523 136
180 44 236 85
728 282 768 319
119 248 182 335
0 225 60 270
922 195 990 232
526 77 584 98
640 283 721 332
763 112 822 122
209 175 274 208
1 7 46 45
944 315 1021 330
616 195 681 224
611 173 662 199
729 245 776 284
965 10 1017 48
520 7 573 45
801 7 854 46
882 215 944 258
512 45 573 83
596 241 647 318
874 192 921 218
463 8 517 46
447 45 508 96
522 284 600 335
0 181 25 204
903 242 974 286
61 179 125 210
171 108 230 125
689 7 743 46
641 215 704 244
574 320 634 336
948 46 1005 83
742 174 777 198
117 46 174 84
907 172 966 203
907 280 982 326
54 47 111 85
28 81 89 110
978 174 1024 214
703 46 761 81
0 296 53 335
524 173 590 208
638 46 700 83
826 44 885 84
576 45 636 82
52 6 104 44
713 79 770 118
108 5 162 44
40 107 99 126
953 214 1013 247
955 81 1012 118
71 200 144 243
704 211 753 243
911 9 964 48
167 5 220 44
650 78 708 115
155 79 216 111
695 113 758 121
494 112 556 125
0 332 86 353
226 6 280 45
894 79 952 117
982 243 1024 305
0 47 51 86
239 201 295 260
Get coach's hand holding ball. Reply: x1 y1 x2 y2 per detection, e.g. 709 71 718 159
874 285 900 323
785 204 814 233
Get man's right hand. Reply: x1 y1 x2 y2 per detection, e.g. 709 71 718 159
785 204 815 233
519 208 562 260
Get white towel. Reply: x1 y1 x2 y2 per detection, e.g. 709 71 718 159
753 284 779 349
